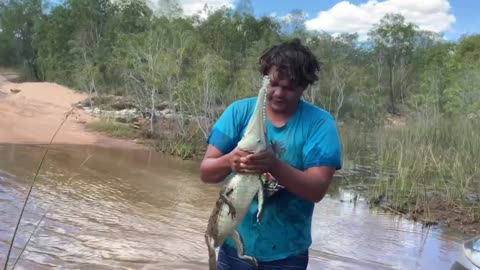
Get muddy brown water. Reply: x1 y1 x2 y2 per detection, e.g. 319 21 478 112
0 144 469 269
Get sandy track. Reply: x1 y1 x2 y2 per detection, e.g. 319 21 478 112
0 74 145 149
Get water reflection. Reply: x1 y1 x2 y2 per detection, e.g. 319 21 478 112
0 144 467 269
311 189 465 269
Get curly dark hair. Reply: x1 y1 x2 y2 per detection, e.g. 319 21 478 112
258 38 320 89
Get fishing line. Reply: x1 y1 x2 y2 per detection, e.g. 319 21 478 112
4 108 74 270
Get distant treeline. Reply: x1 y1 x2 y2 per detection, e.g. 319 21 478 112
1 0 479 127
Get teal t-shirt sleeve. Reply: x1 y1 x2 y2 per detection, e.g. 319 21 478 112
302 114 342 170
207 100 246 154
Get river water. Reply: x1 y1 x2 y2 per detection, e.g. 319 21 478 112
0 144 468 269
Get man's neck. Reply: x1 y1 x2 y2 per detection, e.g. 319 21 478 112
266 101 299 128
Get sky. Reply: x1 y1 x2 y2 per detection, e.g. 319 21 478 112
47 0 478 41
176 0 479 41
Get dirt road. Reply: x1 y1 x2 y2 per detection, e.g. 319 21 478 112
0 73 145 149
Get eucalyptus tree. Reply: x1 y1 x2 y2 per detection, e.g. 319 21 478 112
368 13 418 115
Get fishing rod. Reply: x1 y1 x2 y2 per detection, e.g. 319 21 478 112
3 108 74 270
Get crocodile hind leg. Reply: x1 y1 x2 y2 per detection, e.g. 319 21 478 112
230 230 258 268
220 186 236 218
205 233 217 270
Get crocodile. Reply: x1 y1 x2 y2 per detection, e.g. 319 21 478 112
204 76 270 270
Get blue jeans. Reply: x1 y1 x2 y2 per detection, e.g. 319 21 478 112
217 243 309 270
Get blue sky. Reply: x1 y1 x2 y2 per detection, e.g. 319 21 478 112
238 0 479 41
447 0 480 40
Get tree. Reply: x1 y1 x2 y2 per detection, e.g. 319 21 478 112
150 0 182 19
0 0 43 78
194 8 280 79
443 35 480 116
280 9 307 35
368 13 418 114
235 0 253 16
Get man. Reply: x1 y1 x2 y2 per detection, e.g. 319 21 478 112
200 38 342 269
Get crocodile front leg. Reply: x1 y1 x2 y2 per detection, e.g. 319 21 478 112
230 229 258 268
220 186 236 218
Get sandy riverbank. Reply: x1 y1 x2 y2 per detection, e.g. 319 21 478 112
0 74 145 149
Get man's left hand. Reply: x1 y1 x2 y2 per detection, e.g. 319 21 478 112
238 146 277 174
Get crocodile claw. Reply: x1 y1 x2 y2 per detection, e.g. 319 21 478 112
221 193 236 219
228 204 237 218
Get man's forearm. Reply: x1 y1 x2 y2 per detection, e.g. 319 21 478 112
200 153 232 183
270 160 333 203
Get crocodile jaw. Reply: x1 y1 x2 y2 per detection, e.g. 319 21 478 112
237 76 269 153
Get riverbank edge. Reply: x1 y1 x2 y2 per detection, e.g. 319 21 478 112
86 112 480 238
1 71 477 239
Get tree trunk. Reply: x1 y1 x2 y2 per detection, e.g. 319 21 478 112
389 64 396 114
150 87 156 134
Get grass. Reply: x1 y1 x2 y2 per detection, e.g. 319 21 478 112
366 114 480 227
85 119 139 139
152 121 206 160
85 117 205 160
0 67 16 73
0 66 32 83
338 124 375 166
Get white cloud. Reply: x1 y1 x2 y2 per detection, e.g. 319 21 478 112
179 0 234 16
279 10 309 24
304 0 456 38
146 0 234 17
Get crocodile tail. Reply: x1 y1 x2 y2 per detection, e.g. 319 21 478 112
205 233 217 270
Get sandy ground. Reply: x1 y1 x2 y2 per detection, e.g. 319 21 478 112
0 73 145 149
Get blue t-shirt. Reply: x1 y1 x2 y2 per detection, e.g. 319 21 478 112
207 97 342 262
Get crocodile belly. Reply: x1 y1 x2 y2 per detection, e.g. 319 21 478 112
215 174 262 239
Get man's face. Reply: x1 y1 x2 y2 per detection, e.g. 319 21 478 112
266 66 304 114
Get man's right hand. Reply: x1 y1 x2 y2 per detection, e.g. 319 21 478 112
228 147 252 174
200 145 251 183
